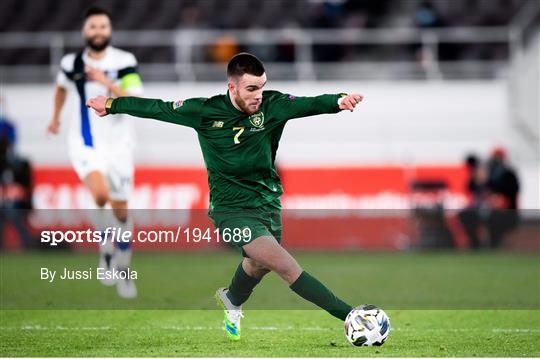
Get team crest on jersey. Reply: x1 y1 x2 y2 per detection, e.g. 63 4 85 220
173 100 184 109
248 112 265 128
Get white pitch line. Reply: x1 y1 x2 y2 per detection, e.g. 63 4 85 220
2 326 539 333
17 325 111 331
392 328 540 333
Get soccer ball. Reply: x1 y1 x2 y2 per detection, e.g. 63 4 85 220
344 304 390 346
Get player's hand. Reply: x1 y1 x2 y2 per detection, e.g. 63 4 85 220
339 94 363 112
46 118 61 135
86 95 109 117
85 65 110 86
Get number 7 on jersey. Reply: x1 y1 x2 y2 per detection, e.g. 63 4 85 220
233 126 245 144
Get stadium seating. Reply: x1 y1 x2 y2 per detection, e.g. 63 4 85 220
0 0 528 66
0 0 528 32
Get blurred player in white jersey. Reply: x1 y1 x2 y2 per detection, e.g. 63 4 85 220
47 6 142 298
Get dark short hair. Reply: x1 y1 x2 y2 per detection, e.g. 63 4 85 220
227 53 265 78
84 6 112 21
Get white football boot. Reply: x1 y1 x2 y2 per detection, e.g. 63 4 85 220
215 287 243 341
98 235 116 286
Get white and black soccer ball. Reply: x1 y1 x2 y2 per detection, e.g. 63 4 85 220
344 304 390 346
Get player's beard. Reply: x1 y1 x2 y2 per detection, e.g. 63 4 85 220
85 35 111 52
234 94 260 115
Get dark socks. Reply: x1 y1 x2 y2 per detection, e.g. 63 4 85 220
226 262 262 306
290 271 352 321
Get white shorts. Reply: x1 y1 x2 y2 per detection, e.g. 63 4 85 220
68 141 134 202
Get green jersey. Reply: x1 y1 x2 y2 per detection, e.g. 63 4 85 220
107 90 343 210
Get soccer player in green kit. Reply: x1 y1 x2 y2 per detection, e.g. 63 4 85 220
87 53 363 341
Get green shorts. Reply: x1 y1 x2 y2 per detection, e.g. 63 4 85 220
209 204 282 256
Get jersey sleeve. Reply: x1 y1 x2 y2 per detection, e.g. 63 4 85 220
118 52 143 96
56 53 75 88
267 91 344 122
108 96 205 129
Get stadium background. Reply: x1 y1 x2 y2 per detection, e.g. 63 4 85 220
1 1 539 357
1 0 538 251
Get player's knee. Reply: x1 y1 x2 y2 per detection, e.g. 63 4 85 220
112 208 128 223
254 265 271 277
114 213 128 223
253 260 269 272
273 261 302 283
93 192 109 207
243 258 270 278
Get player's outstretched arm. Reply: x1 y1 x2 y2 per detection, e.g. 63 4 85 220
86 95 204 128
272 92 364 121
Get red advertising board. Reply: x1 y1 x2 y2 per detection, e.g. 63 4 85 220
4 166 470 250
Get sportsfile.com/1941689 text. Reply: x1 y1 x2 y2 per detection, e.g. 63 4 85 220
40 226 252 246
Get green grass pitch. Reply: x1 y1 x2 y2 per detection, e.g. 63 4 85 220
1 252 539 357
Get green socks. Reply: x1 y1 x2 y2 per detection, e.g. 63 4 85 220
290 271 352 321
226 262 261 306
226 265 352 320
